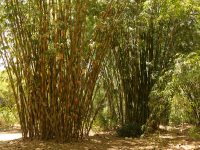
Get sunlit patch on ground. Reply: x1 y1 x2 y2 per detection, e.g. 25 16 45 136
159 134 175 139
0 132 22 141
170 143 200 150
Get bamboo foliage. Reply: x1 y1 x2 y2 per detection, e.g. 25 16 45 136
111 0 200 126
0 0 119 141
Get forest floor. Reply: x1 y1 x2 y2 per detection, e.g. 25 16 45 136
0 124 199 150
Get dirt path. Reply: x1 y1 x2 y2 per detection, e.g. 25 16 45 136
0 130 22 142
0 126 199 150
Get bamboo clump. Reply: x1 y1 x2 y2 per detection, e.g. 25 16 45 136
0 0 119 141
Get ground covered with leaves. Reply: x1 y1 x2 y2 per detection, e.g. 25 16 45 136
0 125 199 150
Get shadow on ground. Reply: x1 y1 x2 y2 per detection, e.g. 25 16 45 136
0 125 199 150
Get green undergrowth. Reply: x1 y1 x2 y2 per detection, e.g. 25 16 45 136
188 126 200 140
0 106 19 129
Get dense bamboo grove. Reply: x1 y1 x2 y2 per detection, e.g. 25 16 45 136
105 0 200 126
0 0 200 142
0 0 121 141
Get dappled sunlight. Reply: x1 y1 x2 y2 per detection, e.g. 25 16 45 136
159 134 175 139
179 144 200 150
0 125 199 149
158 134 187 140
170 143 200 150
90 138 102 143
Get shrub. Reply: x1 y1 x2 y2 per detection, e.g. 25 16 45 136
116 122 143 137
93 105 118 131
0 106 18 128
188 126 200 140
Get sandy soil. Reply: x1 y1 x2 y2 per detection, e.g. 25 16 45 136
0 125 199 150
